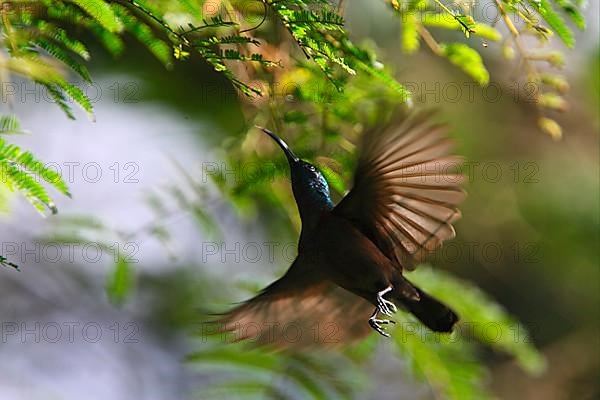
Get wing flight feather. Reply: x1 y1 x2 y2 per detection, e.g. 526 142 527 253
333 112 466 271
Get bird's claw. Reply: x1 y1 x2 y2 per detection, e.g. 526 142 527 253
369 317 396 337
368 285 398 337
376 286 398 317
377 297 397 316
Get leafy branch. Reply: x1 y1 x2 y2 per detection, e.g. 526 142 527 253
390 0 585 138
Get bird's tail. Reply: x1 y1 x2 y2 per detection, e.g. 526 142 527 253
393 277 459 333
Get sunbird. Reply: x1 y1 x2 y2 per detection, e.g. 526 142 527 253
217 112 465 348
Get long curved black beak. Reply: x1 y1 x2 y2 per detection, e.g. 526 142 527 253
255 125 299 164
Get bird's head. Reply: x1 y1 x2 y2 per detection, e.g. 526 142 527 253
257 126 334 215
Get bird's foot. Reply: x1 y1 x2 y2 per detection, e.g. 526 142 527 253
369 316 396 338
378 297 397 317
369 294 396 338
377 286 398 317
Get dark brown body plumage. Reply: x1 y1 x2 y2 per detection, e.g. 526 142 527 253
308 213 404 303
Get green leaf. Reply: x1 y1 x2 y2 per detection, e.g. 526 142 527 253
440 42 490 85
269 2 357 91
553 0 585 29
72 0 123 33
13 150 70 197
454 14 476 38
45 1 125 55
421 15 502 41
93 27 126 55
35 21 91 60
6 56 66 84
529 0 575 47
39 82 75 120
1 160 56 215
200 48 280 67
106 255 133 305
401 12 421 53
58 81 94 116
0 133 71 215
5 54 94 119
341 40 411 101
0 115 27 135
287 10 345 29
34 39 93 83
194 35 261 47
180 16 237 34
113 4 173 68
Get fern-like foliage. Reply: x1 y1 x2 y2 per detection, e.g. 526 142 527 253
1 1 100 119
267 0 409 98
0 0 587 140
0 1 177 119
0 115 70 215
24 0 400 98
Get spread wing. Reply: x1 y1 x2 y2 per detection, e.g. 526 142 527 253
215 260 373 350
333 111 466 271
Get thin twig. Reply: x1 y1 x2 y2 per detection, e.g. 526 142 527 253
418 26 442 56
180 21 237 37
240 1 268 33
123 0 190 46
495 0 538 79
